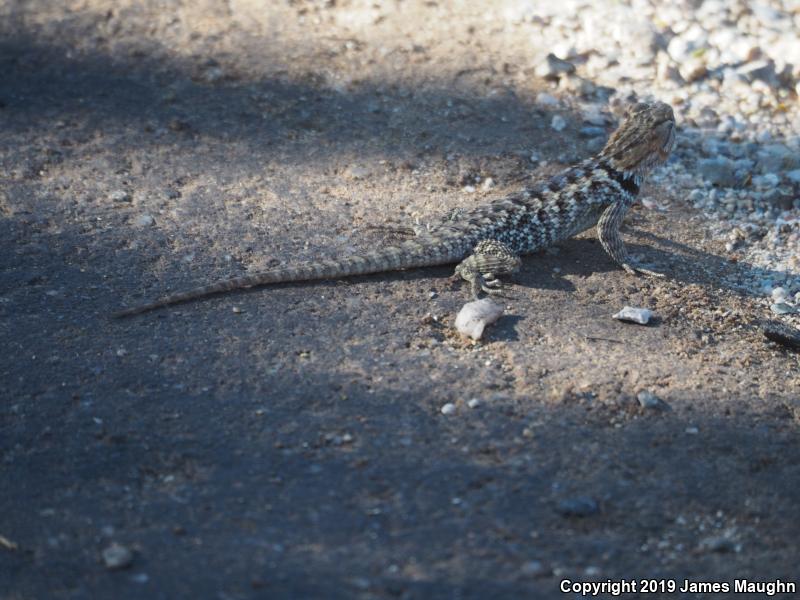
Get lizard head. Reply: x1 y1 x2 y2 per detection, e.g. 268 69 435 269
599 101 675 176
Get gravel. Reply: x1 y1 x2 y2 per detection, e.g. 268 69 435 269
524 0 800 330
770 302 797 315
698 158 739 188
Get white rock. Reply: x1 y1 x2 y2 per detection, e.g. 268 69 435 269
581 109 608 127
771 287 787 302
770 302 797 315
440 403 456 415
550 115 567 132
679 58 708 83
637 391 671 410
613 306 653 325
134 214 154 227
667 36 694 62
203 66 225 83
535 92 559 107
345 165 371 180
558 75 596 96
455 298 505 340
102 543 133 570
467 398 481 409
656 54 683 84
752 173 780 189
736 60 777 85
110 190 131 202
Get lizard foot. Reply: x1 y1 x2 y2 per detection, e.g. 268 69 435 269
455 239 522 298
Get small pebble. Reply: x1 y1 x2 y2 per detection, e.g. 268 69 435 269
0 535 18 551
520 560 546 577
637 391 671 411
698 157 738 187
698 535 736 553
102 543 134 570
440 403 456 415
685 426 699 435
455 298 505 340
550 115 567 132
579 126 605 137
203 66 225 83
467 398 480 409
557 496 599 517
110 190 131 203
535 53 576 80
535 92 559 107
345 165 371 180
770 302 797 315
613 306 653 325
134 214 154 227
771 287 787 302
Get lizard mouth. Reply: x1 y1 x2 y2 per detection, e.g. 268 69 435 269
659 123 676 160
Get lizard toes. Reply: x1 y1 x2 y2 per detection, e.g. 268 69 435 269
639 268 666 278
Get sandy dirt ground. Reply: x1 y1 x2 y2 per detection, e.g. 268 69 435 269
1 1 799 598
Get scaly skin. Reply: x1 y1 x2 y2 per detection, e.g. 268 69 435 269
113 101 675 318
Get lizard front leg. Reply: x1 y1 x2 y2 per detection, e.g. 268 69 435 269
597 202 664 278
455 239 522 298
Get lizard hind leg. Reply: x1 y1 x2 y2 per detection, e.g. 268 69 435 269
455 239 522 298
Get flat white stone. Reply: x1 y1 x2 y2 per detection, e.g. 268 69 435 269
455 298 505 340
613 306 653 325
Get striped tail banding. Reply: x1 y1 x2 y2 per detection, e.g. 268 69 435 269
112 239 468 318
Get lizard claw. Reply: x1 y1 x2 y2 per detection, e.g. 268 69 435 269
622 263 665 278
480 276 514 298
456 239 521 299
467 274 511 298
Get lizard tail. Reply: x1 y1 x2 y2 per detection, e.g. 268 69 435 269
112 240 467 318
